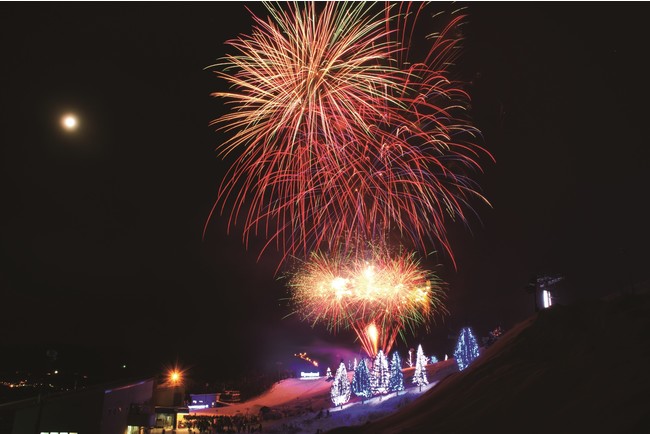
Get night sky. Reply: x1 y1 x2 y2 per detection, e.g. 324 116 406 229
1 3 648 383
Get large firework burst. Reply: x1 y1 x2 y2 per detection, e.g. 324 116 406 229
288 245 447 357
207 2 491 266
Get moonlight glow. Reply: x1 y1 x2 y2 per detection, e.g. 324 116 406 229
61 114 78 131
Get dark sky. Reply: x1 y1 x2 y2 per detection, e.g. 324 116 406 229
1 3 648 383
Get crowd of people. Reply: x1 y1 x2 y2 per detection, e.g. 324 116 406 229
181 413 262 433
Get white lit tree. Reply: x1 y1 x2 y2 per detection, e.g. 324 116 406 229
325 366 333 380
351 359 372 403
412 344 428 391
388 352 404 395
419 345 429 368
330 362 350 408
370 350 390 396
454 327 480 371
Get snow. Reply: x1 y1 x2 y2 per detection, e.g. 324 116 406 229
185 288 650 433
191 359 458 433
328 289 650 433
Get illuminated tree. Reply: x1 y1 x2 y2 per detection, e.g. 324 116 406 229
351 359 372 403
326 367 332 380
330 362 350 408
370 350 390 396
407 348 414 368
388 352 405 395
454 327 480 371
419 346 429 369
412 344 428 391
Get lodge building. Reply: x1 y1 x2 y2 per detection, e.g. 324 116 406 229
0 376 188 434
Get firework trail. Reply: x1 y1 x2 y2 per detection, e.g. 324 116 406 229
288 244 447 357
207 2 492 266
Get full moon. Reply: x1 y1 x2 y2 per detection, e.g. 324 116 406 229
61 114 78 131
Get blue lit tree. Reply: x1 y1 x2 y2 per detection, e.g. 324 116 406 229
330 362 350 408
412 344 428 391
388 352 405 395
370 350 390 396
351 359 372 403
454 327 480 371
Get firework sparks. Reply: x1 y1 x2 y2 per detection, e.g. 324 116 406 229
207 2 492 266
288 245 447 357
366 323 379 357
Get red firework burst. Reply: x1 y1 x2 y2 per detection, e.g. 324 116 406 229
207 2 492 267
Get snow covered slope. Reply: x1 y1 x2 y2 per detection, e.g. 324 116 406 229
329 292 650 433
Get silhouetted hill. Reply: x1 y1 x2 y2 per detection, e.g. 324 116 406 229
329 290 650 433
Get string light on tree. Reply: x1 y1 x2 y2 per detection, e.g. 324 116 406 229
419 346 429 368
330 362 350 408
388 352 405 395
454 327 480 371
412 344 428 391
370 350 390 396
351 359 372 403
407 348 414 368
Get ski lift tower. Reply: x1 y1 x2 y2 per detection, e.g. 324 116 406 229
527 274 564 312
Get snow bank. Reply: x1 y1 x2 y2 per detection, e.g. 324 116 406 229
193 358 458 433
